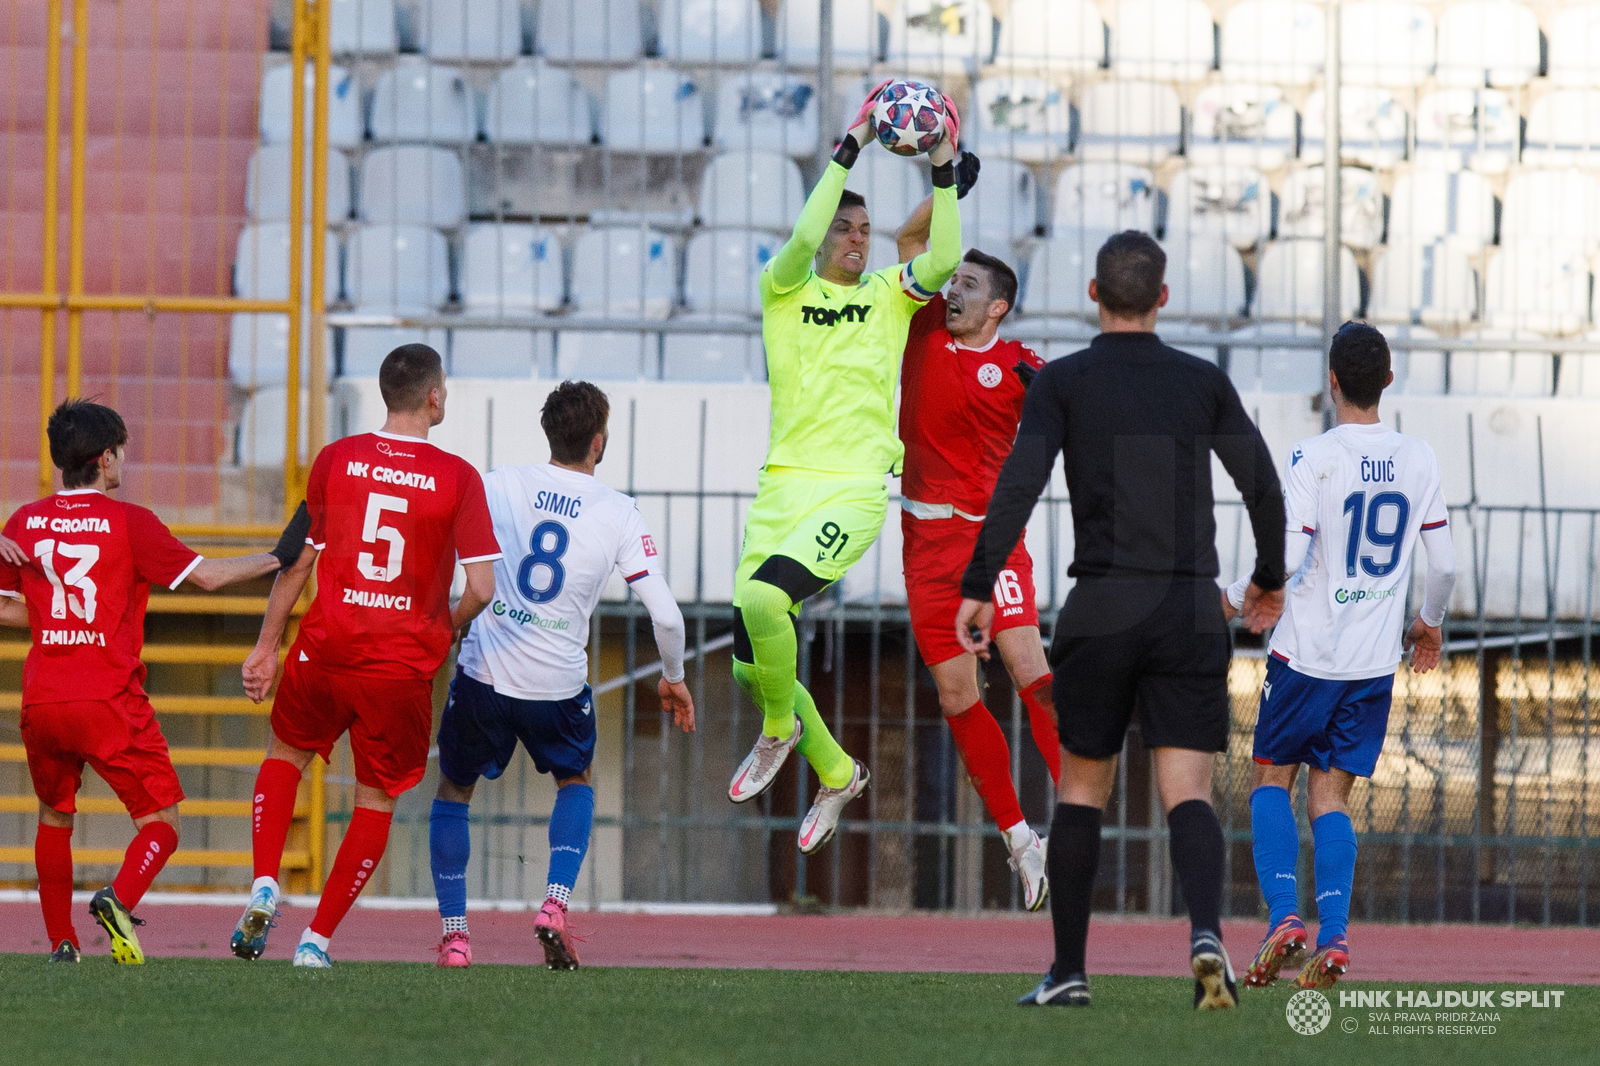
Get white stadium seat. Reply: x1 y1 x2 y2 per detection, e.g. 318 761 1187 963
966 77 1073 164
961 159 1040 247
1186 85 1296 171
1340 2 1435 87
683 230 782 317
714 73 818 156
1369 241 1479 327
1032 317 1099 361
885 0 995 76
776 0 883 70
1276 166 1384 251
1413 89 1518 174
1051 162 1157 233
993 0 1105 75
658 0 763 63
663 326 763 382
1558 340 1600 397
1226 323 1328 393
1483 244 1593 335
342 327 450 376
460 224 564 316
602 68 707 152
1447 330 1554 396
484 60 595 146
421 0 522 60
569 227 676 320
1434 1 1541 88
329 0 398 55
697 151 805 231
1075 81 1183 166
369 62 475 143
1020 230 1111 317
448 329 555 377
228 314 336 387
1548 5 1600 87
843 151 928 233
1220 0 1323 86
247 145 351 223
235 387 318 467
1112 0 1216 82
538 0 643 61
1301 87 1407 169
1162 237 1248 319
1523 91 1600 170
347 225 452 314
1162 165 1272 251
1500 170 1600 247
555 331 657 380
1380 324 1448 395
1387 169 1496 249
259 63 362 148
1254 240 1361 322
233 224 342 303
359 146 466 227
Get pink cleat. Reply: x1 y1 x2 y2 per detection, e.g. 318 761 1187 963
534 899 581 970
435 930 471 968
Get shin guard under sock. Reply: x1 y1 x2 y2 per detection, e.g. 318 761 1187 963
945 701 1024 831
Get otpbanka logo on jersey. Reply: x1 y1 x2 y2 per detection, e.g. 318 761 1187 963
491 600 570 631
1334 587 1398 605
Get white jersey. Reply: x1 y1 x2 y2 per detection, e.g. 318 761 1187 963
458 463 661 701
1269 422 1448 681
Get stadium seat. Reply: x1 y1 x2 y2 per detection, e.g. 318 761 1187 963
697 151 805 231
1226 323 1329 393
1301 87 1407 169
235 387 318 468
1387 169 1496 248
227 314 337 387
1112 0 1215 81
1031 317 1099 360
1523 91 1600 170
1051 162 1157 233
1186 85 1297 171
1413 89 1518 173
1548 5 1600 87
1075 81 1183 166
1161 237 1248 320
537 0 643 61
555 330 657 379
842 151 929 233
1446 330 1555 396
448 328 556 377
484 60 596 146
663 326 763 382
775 0 884 70
1277 166 1384 251
1340 2 1435 86
1219 0 1323 85
682 230 782 317
347 224 452 314
658 0 764 63
369 61 476 143
342 326 450 376
233 224 342 303
1435 1 1540 88
884 0 996 75
713 74 818 156
246 145 351 223
329 0 398 54
420 0 523 60
602 68 707 153
1500 170 1600 247
1379 324 1447 394
1556 344 1600 397
1020 230 1112 317
1369 241 1480 327
965 77 1073 164
1254 240 1361 321
569 227 676 320
1162 165 1272 251
992 0 1106 75
961 159 1040 247
359 146 467 227
1483 243 1592 334
259 63 363 148
460 224 564 316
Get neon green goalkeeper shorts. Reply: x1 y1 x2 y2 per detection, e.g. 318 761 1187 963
733 468 888 607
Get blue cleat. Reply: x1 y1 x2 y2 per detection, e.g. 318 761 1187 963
292 941 333 968
230 884 279 960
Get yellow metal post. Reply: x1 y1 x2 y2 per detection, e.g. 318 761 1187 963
37 0 63 498
310 757 326 889
307 0 332 460
65 0 88 399
284 0 309 519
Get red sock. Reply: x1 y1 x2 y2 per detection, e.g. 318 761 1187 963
35 823 77 948
252 758 303 881
945 701 1025 830
111 820 178 910
310 806 391 938
1020 674 1062 787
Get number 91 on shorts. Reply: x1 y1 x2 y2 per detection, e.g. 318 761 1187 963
733 473 889 590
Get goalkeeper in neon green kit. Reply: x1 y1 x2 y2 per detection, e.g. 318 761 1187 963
727 84 963 853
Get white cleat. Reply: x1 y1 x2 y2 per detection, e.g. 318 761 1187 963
1009 831 1049 912
798 759 870 854
292 942 333 968
729 716 803 804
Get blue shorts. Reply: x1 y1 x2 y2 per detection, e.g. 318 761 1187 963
1252 656 1394 778
437 668 596 786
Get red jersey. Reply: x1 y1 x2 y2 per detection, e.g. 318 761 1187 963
899 295 1046 517
298 431 501 680
0 490 201 705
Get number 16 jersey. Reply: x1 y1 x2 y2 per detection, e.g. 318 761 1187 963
299 431 501 680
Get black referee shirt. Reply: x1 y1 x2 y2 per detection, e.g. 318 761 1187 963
961 331 1287 601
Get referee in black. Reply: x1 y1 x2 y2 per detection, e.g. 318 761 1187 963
956 231 1288 1010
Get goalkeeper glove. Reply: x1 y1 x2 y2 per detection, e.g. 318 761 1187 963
956 151 981 199
269 501 311 570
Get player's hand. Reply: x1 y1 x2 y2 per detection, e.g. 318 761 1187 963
955 150 981 199
1239 582 1284 633
1404 617 1443 673
955 597 994 659
1010 359 1036 388
242 644 281 703
659 676 695 733
0 533 25 567
939 90 961 150
1220 588 1239 624
846 79 891 153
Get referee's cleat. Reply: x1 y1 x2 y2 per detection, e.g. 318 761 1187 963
47 939 80 963
1243 914 1308 988
230 883 280 960
1008 830 1049 912
1292 937 1349 990
798 759 869 854
88 887 145 965
534 899 581 970
1018 970 1090 1007
728 716 804 804
1191 931 1238 1010
292 942 333 969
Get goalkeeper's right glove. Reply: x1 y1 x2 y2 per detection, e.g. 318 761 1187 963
269 500 311 570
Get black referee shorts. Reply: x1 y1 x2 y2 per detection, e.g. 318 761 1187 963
1048 577 1232 760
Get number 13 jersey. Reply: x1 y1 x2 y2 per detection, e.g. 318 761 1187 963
299 431 501 680
1270 422 1448 681
458 463 661 701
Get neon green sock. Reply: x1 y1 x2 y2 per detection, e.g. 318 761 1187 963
792 681 853 789
740 579 802 739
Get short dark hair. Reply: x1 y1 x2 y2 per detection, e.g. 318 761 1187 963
1094 231 1167 316
378 343 444 413
541 380 610 464
48 400 128 489
1329 321 1391 409
837 188 866 214
962 248 1018 319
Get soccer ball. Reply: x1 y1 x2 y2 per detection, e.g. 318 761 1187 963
870 79 947 157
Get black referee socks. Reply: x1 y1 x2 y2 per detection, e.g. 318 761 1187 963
1046 802 1102 978
1167 799 1225 940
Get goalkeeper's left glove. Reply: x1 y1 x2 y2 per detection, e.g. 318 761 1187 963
956 150 981 199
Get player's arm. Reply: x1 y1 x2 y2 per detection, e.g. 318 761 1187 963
0 528 24 626
896 151 980 264
1405 497 1457 673
242 544 318 703
182 500 309 592
450 560 495 633
629 572 694 734
1211 376 1287 632
0 593 25 628
0 532 24 567
904 132 963 300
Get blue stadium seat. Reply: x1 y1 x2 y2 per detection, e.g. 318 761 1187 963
1051 162 1157 234
460 223 565 316
420 0 523 61
1254 240 1361 322
233 223 343 303
259 63 363 148
992 0 1105 75
1220 0 1323 85
484 60 595 146
713 73 818 156
359 146 467 227
698 151 805 230
682 230 781 317
347 225 453 314
538 0 643 61
368 61 476 143
1075 81 1183 165
966 77 1073 163
601 68 707 152
569 227 677 319
247 145 351 223
1277 165 1384 251
657 0 764 63
1112 0 1216 82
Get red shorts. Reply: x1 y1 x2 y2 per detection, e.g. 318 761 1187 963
21 693 186 819
902 511 1040 667
270 644 435 798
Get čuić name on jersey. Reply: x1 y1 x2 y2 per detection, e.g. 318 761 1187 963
342 587 414 611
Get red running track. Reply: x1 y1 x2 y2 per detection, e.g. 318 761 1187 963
3 902 1597 984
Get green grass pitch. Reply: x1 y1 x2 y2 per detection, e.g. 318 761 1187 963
0 956 1587 1066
